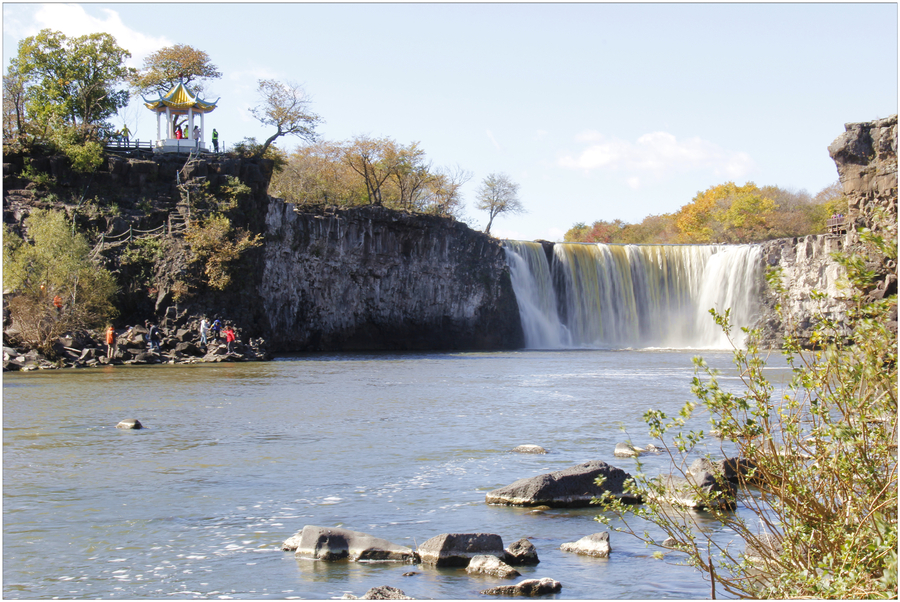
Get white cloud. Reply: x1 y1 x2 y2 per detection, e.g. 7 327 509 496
559 131 755 180
25 4 170 67
626 176 641 189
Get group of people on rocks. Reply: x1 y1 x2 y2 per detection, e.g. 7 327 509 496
199 317 237 353
101 317 240 359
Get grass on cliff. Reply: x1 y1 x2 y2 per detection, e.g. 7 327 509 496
596 211 898 598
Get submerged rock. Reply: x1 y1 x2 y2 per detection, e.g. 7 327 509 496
485 460 640 507
511 445 547 454
417 533 504 567
116 419 143 430
481 578 562 597
614 442 660 457
359 586 414 599
288 525 417 562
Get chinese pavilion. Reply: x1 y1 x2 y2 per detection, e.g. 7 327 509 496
142 80 219 153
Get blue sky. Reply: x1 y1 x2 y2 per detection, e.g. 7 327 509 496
3 2 898 241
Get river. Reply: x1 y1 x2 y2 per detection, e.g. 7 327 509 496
2 349 782 599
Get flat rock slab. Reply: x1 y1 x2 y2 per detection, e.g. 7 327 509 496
466 555 520 578
417 533 504 567
288 525 416 562
481 578 562 597
560 532 611 558
485 460 640 507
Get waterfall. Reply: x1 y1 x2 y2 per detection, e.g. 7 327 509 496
503 241 762 349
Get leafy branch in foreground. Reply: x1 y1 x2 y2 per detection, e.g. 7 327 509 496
596 212 897 598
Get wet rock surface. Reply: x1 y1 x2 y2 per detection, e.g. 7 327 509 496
485 460 641 507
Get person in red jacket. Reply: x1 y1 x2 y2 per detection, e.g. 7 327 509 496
105 325 116 358
224 325 236 353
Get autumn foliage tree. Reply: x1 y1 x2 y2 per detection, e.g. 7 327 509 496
566 181 847 244
269 137 471 218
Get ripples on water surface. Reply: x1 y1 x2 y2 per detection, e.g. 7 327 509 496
3 350 784 599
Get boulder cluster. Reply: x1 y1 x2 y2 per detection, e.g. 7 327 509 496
283 526 556 599
277 443 759 598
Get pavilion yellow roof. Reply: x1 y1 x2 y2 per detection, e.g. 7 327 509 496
142 81 219 113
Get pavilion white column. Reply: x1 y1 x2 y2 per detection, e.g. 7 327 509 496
165 107 171 137
156 111 161 141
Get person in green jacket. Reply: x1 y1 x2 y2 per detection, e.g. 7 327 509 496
212 129 219 153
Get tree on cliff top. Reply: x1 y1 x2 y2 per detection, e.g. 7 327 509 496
9 29 133 134
250 79 322 158
130 43 222 96
475 173 524 236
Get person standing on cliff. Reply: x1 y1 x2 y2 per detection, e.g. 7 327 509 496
212 129 219 153
193 126 200 150
121 125 131 146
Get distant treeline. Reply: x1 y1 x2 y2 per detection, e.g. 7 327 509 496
564 181 848 244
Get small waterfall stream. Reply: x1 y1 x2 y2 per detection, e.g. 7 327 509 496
504 241 763 349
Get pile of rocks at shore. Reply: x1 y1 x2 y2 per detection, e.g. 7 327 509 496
3 322 270 371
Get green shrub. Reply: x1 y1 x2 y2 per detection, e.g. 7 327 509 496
3 210 118 354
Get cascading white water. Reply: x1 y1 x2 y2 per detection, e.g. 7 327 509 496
503 241 763 349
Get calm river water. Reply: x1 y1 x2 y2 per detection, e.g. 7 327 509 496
3 350 781 599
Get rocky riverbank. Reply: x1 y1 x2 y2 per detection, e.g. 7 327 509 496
2 310 270 371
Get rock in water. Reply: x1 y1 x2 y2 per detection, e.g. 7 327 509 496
511 444 547 454
116 419 143 429
417 533 504 567
360 586 413 599
485 460 640 507
290 525 416 562
481 578 562 596
503 538 540 565
560 532 611 558
466 555 520 578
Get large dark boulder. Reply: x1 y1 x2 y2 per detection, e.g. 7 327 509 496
285 526 416 562
417 533 504 567
485 460 640 507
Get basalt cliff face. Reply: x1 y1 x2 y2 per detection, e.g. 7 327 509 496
756 115 897 346
258 203 523 351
